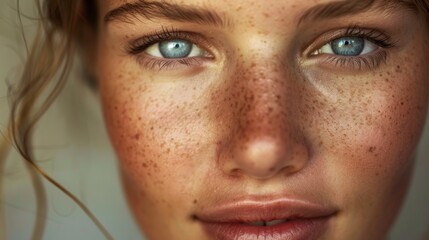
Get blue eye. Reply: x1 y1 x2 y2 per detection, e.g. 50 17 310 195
144 39 206 59
159 40 192 58
315 36 378 56
330 37 364 56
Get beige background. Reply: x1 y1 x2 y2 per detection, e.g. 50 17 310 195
1 0 428 239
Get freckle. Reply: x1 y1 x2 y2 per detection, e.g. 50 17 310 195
142 163 148 168
133 133 140 140
395 65 402 73
193 199 198 204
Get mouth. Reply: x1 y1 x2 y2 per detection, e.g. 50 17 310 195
244 219 290 226
194 197 338 240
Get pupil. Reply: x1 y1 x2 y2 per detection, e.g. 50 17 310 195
159 40 192 58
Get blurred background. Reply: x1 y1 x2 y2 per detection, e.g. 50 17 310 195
0 0 428 239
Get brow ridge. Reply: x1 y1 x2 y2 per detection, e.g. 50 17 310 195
104 0 227 27
298 0 418 25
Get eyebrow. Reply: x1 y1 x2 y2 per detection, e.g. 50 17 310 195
104 0 228 27
104 0 418 28
298 0 418 25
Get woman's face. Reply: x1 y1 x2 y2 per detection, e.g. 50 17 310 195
94 0 429 239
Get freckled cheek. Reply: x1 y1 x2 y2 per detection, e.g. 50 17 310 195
318 71 428 191
101 84 215 192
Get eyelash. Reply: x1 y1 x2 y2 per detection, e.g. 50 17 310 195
126 26 395 71
126 27 211 70
309 26 395 70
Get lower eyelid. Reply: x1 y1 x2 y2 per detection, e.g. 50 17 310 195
135 54 212 71
319 50 389 71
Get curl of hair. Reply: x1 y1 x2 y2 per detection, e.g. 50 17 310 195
1 0 111 239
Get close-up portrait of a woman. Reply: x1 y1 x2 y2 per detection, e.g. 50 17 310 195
1 0 429 239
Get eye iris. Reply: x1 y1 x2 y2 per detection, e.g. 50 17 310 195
159 40 193 58
331 37 364 56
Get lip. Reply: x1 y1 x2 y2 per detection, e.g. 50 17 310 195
194 197 338 240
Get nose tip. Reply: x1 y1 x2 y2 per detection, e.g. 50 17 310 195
223 137 308 180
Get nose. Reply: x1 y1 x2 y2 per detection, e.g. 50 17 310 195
222 136 309 179
218 61 309 180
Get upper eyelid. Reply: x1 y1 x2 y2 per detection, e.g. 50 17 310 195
343 27 393 47
126 31 189 54
303 27 394 57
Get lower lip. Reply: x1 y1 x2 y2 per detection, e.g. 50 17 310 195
200 216 331 240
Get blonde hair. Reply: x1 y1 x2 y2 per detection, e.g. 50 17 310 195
1 0 429 239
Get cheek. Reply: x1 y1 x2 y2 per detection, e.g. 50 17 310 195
98 66 218 204
309 60 429 204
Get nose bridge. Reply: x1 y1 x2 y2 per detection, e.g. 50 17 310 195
218 54 308 180
234 57 290 141
233 33 291 135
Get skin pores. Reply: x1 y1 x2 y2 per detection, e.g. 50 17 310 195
94 0 429 239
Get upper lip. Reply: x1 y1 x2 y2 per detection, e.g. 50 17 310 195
194 197 338 223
